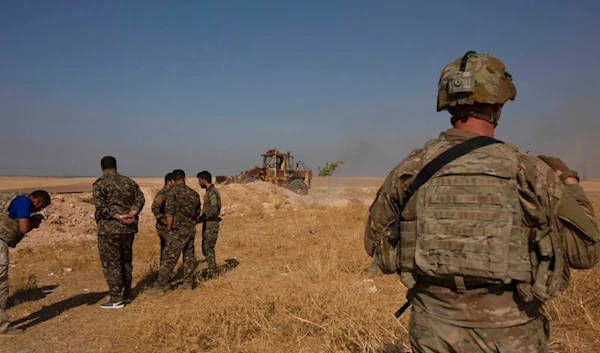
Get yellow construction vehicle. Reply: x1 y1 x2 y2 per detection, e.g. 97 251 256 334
215 148 312 195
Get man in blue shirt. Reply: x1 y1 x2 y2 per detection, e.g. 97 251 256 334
9 194 39 220
0 190 51 336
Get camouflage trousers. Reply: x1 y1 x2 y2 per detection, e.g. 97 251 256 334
0 240 11 333
97 233 135 303
202 222 219 271
156 229 196 288
156 227 168 266
408 308 549 353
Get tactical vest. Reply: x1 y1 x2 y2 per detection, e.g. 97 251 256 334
398 138 535 294
203 186 222 222
0 192 28 248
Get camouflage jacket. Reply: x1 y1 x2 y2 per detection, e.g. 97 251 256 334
364 128 600 328
152 186 169 231
165 183 200 232
92 170 145 235
201 185 221 222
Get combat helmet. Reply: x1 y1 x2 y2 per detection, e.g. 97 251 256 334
437 51 516 124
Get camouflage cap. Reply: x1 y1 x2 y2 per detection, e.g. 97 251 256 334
436 51 516 112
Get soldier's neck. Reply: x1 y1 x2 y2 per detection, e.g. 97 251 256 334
453 119 495 138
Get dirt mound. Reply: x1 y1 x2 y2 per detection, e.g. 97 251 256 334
217 182 298 217
25 193 97 246
216 181 374 216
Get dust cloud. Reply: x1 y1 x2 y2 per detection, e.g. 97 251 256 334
526 94 600 179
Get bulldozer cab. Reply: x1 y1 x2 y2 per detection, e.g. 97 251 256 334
264 153 292 170
263 149 292 180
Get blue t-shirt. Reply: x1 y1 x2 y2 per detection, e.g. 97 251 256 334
8 195 32 220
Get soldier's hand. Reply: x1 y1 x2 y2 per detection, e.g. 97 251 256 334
117 214 134 224
30 214 44 228
537 155 580 184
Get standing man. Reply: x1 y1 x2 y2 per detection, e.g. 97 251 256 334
0 190 51 335
148 169 200 295
364 51 600 352
197 171 222 276
93 156 145 309
152 172 175 266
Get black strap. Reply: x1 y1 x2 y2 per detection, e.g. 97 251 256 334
459 50 477 72
394 301 411 318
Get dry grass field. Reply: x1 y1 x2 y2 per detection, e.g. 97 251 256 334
1 176 600 352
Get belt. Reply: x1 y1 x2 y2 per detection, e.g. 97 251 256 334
420 277 512 293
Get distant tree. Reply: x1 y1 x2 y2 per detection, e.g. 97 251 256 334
318 160 345 190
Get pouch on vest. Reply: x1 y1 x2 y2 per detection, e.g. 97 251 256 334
0 213 24 248
372 223 400 274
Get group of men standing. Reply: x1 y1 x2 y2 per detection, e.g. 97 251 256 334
92 156 221 308
146 168 222 297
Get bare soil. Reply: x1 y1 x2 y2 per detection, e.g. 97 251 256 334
1 177 599 353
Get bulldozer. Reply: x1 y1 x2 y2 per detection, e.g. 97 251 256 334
215 149 312 195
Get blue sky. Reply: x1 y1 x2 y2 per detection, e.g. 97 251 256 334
2 1 599 177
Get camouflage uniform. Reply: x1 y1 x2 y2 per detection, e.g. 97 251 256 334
93 170 145 303
200 185 221 272
364 52 600 352
155 183 200 288
152 186 169 264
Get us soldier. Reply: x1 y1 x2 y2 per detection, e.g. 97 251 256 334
364 51 600 352
148 169 200 295
93 156 145 308
0 190 50 336
152 172 175 266
197 171 222 276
